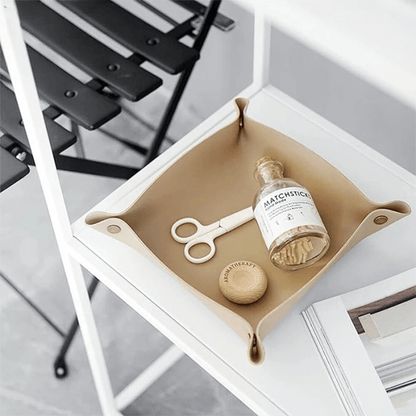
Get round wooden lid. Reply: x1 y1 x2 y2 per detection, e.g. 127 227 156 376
219 261 268 305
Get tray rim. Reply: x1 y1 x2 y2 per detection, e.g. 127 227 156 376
70 87 415 414
82 93 411 364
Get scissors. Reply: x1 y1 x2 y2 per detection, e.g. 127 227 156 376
171 207 254 264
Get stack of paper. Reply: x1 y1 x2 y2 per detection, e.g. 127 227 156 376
302 268 416 416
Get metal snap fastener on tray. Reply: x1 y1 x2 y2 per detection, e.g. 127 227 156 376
107 224 121 234
374 215 388 225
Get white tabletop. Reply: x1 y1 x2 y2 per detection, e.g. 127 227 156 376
72 86 416 416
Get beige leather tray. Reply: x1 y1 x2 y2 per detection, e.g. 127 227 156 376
86 98 410 364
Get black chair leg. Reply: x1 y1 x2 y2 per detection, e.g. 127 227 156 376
54 275 100 379
144 0 222 165
54 0 222 378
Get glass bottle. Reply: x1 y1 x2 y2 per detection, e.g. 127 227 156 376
253 156 330 270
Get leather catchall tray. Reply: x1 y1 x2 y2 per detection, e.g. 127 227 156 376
86 98 410 364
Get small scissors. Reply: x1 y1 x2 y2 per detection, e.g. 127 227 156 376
171 207 254 264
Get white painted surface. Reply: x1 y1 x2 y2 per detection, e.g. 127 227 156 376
235 0 416 109
72 87 416 415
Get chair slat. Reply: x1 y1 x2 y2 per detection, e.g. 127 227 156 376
0 46 121 130
0 146 30 192
16 1 162 101
61 0 200 74
0 83 76 154
172 0 235 32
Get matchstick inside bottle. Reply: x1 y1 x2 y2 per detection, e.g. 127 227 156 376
253 157 330 270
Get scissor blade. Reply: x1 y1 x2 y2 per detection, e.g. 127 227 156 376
219 207 254 233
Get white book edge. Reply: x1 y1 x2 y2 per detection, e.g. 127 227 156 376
302 304 365 416
302 267 416 416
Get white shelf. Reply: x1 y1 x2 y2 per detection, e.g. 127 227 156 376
5 0 413 411
71 87 416 416
235 0 416 108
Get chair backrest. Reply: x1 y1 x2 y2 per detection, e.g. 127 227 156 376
1 82 76 154
0 80 76 191
0 0 232 191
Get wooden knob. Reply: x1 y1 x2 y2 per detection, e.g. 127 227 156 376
219 261 268 305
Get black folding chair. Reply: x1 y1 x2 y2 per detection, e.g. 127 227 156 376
0 0 234 378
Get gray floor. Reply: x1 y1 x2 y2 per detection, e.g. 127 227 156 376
0 91 255 416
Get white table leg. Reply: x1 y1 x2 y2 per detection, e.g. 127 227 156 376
0 1 118 414
115 344 185 411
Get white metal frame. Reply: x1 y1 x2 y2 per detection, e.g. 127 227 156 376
0 1 118 414
0 1 274 414
1 0 415 415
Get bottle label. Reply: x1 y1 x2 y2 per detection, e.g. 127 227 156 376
254 186 326 249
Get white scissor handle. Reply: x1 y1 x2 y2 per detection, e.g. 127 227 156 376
184 235 216 264
183 227 226 264
170 207 254 264
170 217 219 243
